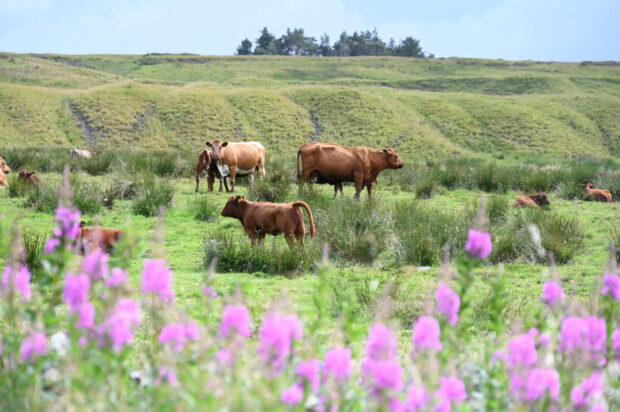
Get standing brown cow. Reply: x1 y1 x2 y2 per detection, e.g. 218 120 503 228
582 183 612 202
297 142 403 199
220 195 315 247
0 155 10 188
206 140 266 192
78 222 123 255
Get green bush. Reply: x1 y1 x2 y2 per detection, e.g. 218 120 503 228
25 184 58 213
131 176 175 216
7 174 38 198
75 151 115 175
247 157 293 203
486 195 510 224
608 225 620 263
189 196 219 222
22 229 46 274
71 175 104 215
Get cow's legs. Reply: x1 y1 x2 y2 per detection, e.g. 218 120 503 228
195 171 200 193
285 233 296 248
354 174 364 200
229 166 238 192
366 182 373 198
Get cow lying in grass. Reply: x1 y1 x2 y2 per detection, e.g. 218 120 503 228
18 170 42 186
78 221 123 255
220 195 315 247
0 155 10 188
513 192 550 208
582 183 612 202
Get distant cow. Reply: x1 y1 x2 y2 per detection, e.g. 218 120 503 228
18 170 42 186
582 183 612 202
70 149 98 159
513 193 550 208
297 142 403 199
0 155 10 188
205 140 266 192
78 222 123 255
220 195 315 247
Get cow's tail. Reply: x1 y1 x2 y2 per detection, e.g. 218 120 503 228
292 201 315 238
296 149 302 181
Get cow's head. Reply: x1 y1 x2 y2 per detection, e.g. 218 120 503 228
582 183 594 190
0 156 10 174
383 148 404 169
221 195 245 218
530 192 550 206
18 170 32 179
205 139 228 164
200 149 212 166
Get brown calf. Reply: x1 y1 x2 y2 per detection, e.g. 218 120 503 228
297 142 403 199
0 155 10 188
18 170 42 186
513 192 550 209
582 183 612 202
220 195 315 247
78 222 123 255
206 140 266 192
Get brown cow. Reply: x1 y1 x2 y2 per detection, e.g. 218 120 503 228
18 170 42 186
0 155 10 188
195 149 231 193
78 221 123 255
297 142 403 199
205 140 266 192
513 192 550 209
70 149 98 159
582 183 612 202
220 195 315 247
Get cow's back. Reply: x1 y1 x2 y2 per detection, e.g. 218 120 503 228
224 142 262 170
301 143 364 181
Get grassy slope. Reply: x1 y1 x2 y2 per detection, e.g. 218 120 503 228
0 53 618 158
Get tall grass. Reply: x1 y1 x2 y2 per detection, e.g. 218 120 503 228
131 175 175 216
7 174 38 198
22 229 46 273
189 196 219 222
247 156 294 202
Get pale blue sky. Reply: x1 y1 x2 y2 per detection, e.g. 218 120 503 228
0 0 618 61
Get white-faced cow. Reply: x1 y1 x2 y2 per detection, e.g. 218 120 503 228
205 140 266 192
70 149 98 159
297 142 403 199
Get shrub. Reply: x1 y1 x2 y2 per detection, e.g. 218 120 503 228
7 174 37 198
486 195 510 224
71 175 104 215
75 151 115 175
25 184 58 213
247 158 294 202
22 229 46 274
189 196 219 222
131 176 174 216
473 163 510 193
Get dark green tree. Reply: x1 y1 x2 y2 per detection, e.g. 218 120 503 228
319 34 332 56
333 31 350 56
254 27 278 55
395 36 425 58
236 39 253 55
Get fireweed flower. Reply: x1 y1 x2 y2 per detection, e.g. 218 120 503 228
1 265 31 300
526 368 560 402
542 281 564 307
436 283 460 326
559 316 606 365
258 312 303 373
412 316 442 353
220 304 252 338
156 367 179 387
159 321 200 351
281 383 304 405
82 248 109 281
76 302 95 329
570 372 603 409
507 329 539 368
363 359 403 391
324 347 352 381
435 377 467 412
55 207 81 239
202 285 218 299
105 268 128 288
465 229 492 259
20 332 47 362
44 237 61 254
297 358 320 392
365 324 397 360
62 273 90 311
406 385 429 412
602 273 620 300
141 259 174 303
99 299 142 352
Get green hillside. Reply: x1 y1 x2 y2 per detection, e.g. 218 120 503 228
0 52 619 158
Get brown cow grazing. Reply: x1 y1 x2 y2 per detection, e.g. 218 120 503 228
78 221 123 255
513 192 550 209
0 155 10 188
220 195 315 247
205 140 266 192
297 142 403 199
582 183 612 202
18 170 42 186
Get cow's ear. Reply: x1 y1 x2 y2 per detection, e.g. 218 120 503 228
235 195 242 203
80 221 86 228
383 149 388 154
205 141 212 147
240 195 245 200
222 141 229 147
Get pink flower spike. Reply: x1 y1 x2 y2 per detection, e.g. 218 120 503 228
436 283 460 326
159 323 188 351
542 281 564 307
62 273 90 311
105 268 128 288
20 332 47 362
220 304 252 338
465 229 492 259
324 347 352 381
82 248 109 281
44 237 60 253
281 383 303 405
526 368 560 402
297 358 321 393
202 285 218 299
141 259 174 303
76 302 95 329
602 273 620 300
406 385 429 411
412 316 442 353
258 311 303 373
365 324 397 360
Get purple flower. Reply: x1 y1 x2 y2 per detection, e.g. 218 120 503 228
82 249 109 281
156 367 179 387
297 358 320 392
412 316 442 353
571 372 602 409
1 265 32 300
542 281 564 307
436 283 460 326
141 259 174 303
220 304 252 338
559 316 606 365
20 332 47 362
539 333 551 348
56 207 81 239
465 229 492 259
614 329 620 361
507 329 538 368
202 285 218 299
526 368 560 402
44 237 60 253
76 302 95 329
217 348 233 364
99 299 142 352
258 312 303 373
324 347 352 381
435 377 466 411
365 324 397 361
406 386 429 411
602 273 620 300
62 273 90 311
159 321 199 351
104 268 128 288
281 383 304 405
363 359 403 391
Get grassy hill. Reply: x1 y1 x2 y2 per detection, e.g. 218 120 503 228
0 52 619 158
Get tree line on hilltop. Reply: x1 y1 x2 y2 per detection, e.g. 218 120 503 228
236 27 432 58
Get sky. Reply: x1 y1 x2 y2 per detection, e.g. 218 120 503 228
0 0 618 61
